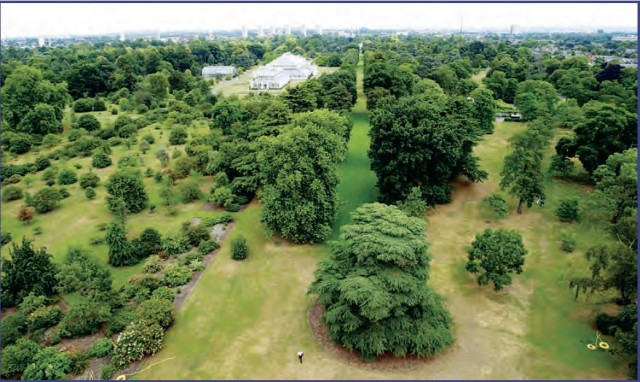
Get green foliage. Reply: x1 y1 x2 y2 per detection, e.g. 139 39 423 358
88 338 114 358
184 225 209 247
161 233 190 255
1 312 27 346
198 239 220 255
76 114 100 131
548 155 574 179
1 231 12 245
561 233 577 253
59 302 109 338
466 228 528 291
169 126 188 145
178 179 202 203
106 170 149 214
111 320 164 368
309 203 453 360
1 238 58 307
79 172 100 189
592 148 637 224
135 298 174 328
21 347 73 380
482 193 509 220
137 228 163 258
396 187 428 218
369 93 487 205
143 255 164 273
470 88 496 134
173 157 197 178
1 339 42 378
26 305 62 332
556 198 580 222
202 213 233 227
2 186 24 202
230 236 248 261
104 308 136 337
31 187 62 213
73 98 94 113
85 187 96 200
162 264 192 287
9 134 32 154
107 196 128 223
106 222 135 267
101 364 117 380
91 152 112 169
55 248 114 301
211 186 235 209
151 286 175 302
155 148 170 167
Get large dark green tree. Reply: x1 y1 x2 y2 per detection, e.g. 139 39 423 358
106 223 135 267
369 92 487 205
1 238 58 307
308 203 454 360
593 148 637 224
470 88 497 134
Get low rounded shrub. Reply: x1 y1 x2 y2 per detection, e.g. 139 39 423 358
88 338 114 358
112 320 164 368
85 187 96 200
57 169 78 185
151 286 175 302
161 233 190 255
1 312 27 346
231 236 248 261
2 186 23 202
163 264 192 287
482 193 508 219
135 298 174 328
104 308 136 337
79 172 100 189
26 306 63 332
561 233 577 253
22 347 73 380
556 198 579 222
59 302 109 338
143 255 164 273
198 239 220 255
1 339 42 379
92 152 112 169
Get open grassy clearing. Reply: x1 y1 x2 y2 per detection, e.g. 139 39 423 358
136 60 626 379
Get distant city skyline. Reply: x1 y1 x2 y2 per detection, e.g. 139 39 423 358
1 3 637 39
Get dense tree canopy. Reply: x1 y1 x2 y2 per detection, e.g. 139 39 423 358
309 203 454 360
106 170 149 214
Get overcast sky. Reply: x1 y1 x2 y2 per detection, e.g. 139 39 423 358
1 3 637 38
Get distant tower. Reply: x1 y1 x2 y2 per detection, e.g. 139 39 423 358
271 25 276 35
120 31 125 42
316 24 323 36
286 25 292 35
510 24 516 36
302 24 307 37
242 25 248 39
460 16 463 34
38 36 45 47
258 24 264 37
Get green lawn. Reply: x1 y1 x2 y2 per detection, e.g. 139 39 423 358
136 60 627 379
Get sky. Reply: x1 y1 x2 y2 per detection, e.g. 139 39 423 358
1 2 637 38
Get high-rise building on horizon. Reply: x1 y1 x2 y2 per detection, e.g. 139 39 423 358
316 24 322 36
302 24 307 37
242 25 248 38
38 36 45 47
120 31 125 42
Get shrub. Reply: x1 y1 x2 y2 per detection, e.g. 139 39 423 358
6 174 22 184
59 302 109 338
202 214 233 227
1 312 27 346
135 275 163 293
34 156 51 172
2 186 23 202
106 170 149 214
188 260 204 272
33 226 43 235
22 347 73 380
101 364 117 380
556 198 579 222
31 187 62 213
151 286 175 302
85 187 96 200
79 172 100 189
154 171 164 183
9 135 32 154
88 338 114 358
92 152 112 168
172 149 183 159
26 305 63 331
169 127 188 145
73 98 94 113
483 193 509 219
226 203 241 212
143 255 164 273
93 98 107 112
57 187 71 199
231 236 249 261
1 339 42 378
183 251 204 265
163 264 192 287
185 225 209 247
57 169 77 185
198 239 220 255
18 292 47 315
17 205 35 224
561 233 577 253
135 298 173 328
104 308 136 337
161 233 190 255
179 180 202 203
1 231 12 245
76 114 100 131
211 186 235 209
214 171 229 186
111 320 164 368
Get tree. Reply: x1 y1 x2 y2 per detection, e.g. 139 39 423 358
106 222 135 267
209 99 247 135
466 228 528 291
75 114 100 131
369 93 486 205
169 126 188 146
470 88 496 134
500 120 550 214
1 66 67 130
147 72 169 100
21 347 73 380
106 170 148 214
592 148 637 224
548 155 574 179
308 203 454 360
85 187 96 200
107 195 128 223
30 187 62 213
92 152 112 169
1 238 58 307
155 148 170 167
258 123 345 244
56 169 77 185
16 103 64 135
396 187 428 218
